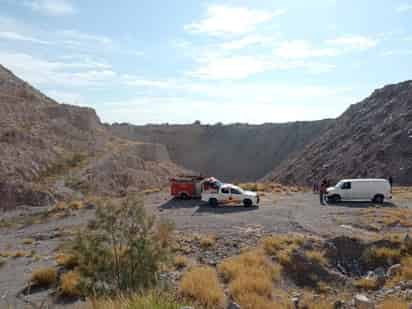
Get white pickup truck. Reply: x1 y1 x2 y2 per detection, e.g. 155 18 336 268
201 184 259 207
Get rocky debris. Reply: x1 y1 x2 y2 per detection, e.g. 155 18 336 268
387 263 402 278
354 294 374 309
0 182 55 209
227 302 241 309
265 80 412 186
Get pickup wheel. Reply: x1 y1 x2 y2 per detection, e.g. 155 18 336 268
209 198 218 207
243 199 252 207
373 194 384 204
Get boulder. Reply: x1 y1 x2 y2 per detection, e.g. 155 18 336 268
387 264 402 278
354 294 374 309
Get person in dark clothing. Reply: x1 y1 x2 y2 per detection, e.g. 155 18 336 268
319 179 327 205
389 176 393 193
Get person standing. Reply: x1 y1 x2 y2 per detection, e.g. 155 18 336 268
319 179 327 205
389 176 393 193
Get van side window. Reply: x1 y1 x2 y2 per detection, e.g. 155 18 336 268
341 182 351 190
221 187 230 194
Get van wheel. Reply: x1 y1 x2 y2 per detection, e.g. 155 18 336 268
373 195 384 204
329 195 341 203
180 193 189 200
243 199 252 207
209 198 218 207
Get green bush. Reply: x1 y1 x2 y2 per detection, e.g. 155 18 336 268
70 194 173 296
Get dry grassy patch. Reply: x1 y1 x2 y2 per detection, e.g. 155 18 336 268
85 291 187 309
238 182 306 193
22 238 35 245
362 208 412 229
378 298 410 309
60 271 81 297
199 235 216 249
354 277 380 290
363 246 402 267
173 255 189 269
31 267 57 286
263 234 305 258
305 250 328 267
179 266 225 308
218 249 281 309
55 253 79 269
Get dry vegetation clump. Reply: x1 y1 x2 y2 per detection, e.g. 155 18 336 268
59 271 81 297
31 267 57 286
55 252 79 269
305 250 328 267
378 298 410 309
238 182 306 194
386 256 412 287
362 208 412 230
85 291 187 309
262 234 305 257
22 238 35 245
11 251 26 258
353 277 381 291
0 258 5 268
218 249 281 309
173 255 189 270
199 235 216 249
141 188 162 195
363 246 402 268
179 266 225 308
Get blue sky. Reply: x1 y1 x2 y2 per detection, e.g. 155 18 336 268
0 0 411 124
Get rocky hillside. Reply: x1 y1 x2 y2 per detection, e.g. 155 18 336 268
0 65 187 209
264 81 412 186
109 120 331 182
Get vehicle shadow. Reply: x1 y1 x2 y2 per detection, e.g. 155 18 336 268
194 204 259 215
158 198 200 210
326 201 396 208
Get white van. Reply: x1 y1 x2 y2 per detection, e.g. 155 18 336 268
326 179 391 203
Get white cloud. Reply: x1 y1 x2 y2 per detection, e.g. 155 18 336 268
184 5 283 36
98 83 354 125
0 51 116 87
24 0 75 16
221 35 274 50
189 55 267 79
326 35 377 51
275 40 338 59
0 31 50 44
396 3 412 12
59 29 112 46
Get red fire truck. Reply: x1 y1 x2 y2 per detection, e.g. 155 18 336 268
170 175 221 199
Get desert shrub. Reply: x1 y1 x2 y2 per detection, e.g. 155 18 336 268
354 277 380 290
262 234 304 257
218 249 280 309
305 250 328 266
60 271 81 297
70 194 172 296
55 253 79 269
363 246 402 268
11 251 26 258
86 290 187 309
22 238 35 245
0 258 5 268
378 298 409 309
179 266 225 308
31 267 57 286
173 255 189 269
199 235 216 249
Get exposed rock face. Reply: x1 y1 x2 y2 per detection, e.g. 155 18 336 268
264 81 412 186
109 120 331 182
0 64 187 208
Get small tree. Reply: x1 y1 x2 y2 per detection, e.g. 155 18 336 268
71 194 173 295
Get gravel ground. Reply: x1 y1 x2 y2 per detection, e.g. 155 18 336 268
0 190 410 308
